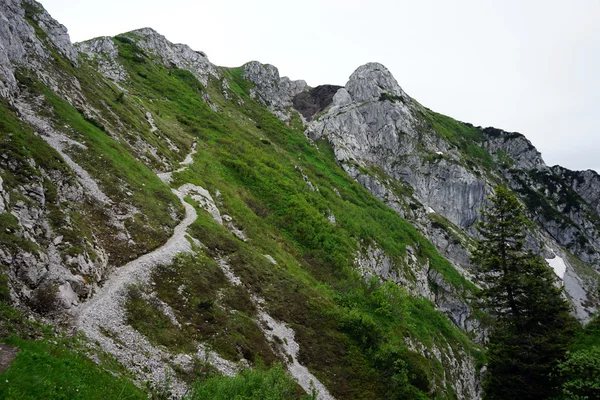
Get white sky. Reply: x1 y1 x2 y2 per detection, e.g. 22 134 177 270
40 0 600 173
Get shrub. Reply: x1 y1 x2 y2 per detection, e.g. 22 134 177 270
29 284 60 315
186 364 311 400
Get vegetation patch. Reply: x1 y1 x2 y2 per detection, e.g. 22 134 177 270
186 364 311 400
0 336 146 400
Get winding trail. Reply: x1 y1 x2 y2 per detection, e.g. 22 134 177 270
74 142 333 398
73 144 239 396
74 189 198 395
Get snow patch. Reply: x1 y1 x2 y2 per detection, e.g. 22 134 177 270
546 254 567 279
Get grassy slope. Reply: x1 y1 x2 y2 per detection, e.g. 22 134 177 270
0 336 147 400
10 8 184 267
2 29 483 399
103 36 483 399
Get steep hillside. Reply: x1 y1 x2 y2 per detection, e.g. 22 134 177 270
295 64 600 322
0 0 598 399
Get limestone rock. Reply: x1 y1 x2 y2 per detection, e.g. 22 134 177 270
306 61 599 322
126 28 218 87
243 61 307 121
483 127 545 170
345 62 407 103
76 36 127 82
553 166 600 215
0 0 77 99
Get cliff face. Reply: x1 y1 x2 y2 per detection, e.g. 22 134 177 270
1 1 599 399
268 62 598 322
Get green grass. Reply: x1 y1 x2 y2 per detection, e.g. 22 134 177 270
106 50 483 397
0 336 147 400
570 316 600 352
125 251 279 366
13 69 183 265
1 267 147 399
186 364 311 400
422 110 495 170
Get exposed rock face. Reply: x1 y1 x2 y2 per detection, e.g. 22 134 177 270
503 167 600 273
0 0 75 98
355 243 433 300
0 1 181 313
125 28 218 87
306 62 599 322
25 0 77 63
483 127 545 170
406 337 482 400
76 36 127 83
346 62 408 102
243 61 308 121
307 63 489 230
552 166 600 215
0 0 105 310
75 28 219 94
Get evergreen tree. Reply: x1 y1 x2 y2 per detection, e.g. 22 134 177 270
472 186 576 400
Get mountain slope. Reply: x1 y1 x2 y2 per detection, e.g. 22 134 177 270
0 0 598 399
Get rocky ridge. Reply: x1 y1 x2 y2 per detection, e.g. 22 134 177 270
242 61 308 121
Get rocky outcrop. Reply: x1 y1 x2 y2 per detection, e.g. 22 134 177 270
345 62 408 103
0 153 106 310
406 337 482 400
552 166 600 215
76 36 127 83
483 127 545 170
307 63 489 230
243 61 307 121
123 28 218 87
355 243 433 300
0 0 77 99
305 61 599 323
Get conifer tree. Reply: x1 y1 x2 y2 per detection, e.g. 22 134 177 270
472 186 576 400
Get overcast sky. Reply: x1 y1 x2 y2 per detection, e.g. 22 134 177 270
40 0 600 173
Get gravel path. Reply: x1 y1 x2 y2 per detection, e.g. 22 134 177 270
71 140 333 398
72 143 240 397
74 188 198 396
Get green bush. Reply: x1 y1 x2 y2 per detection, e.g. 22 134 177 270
186 364 312 400
556 346 600 400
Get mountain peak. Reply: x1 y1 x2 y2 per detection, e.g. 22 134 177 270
346 62 406 102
